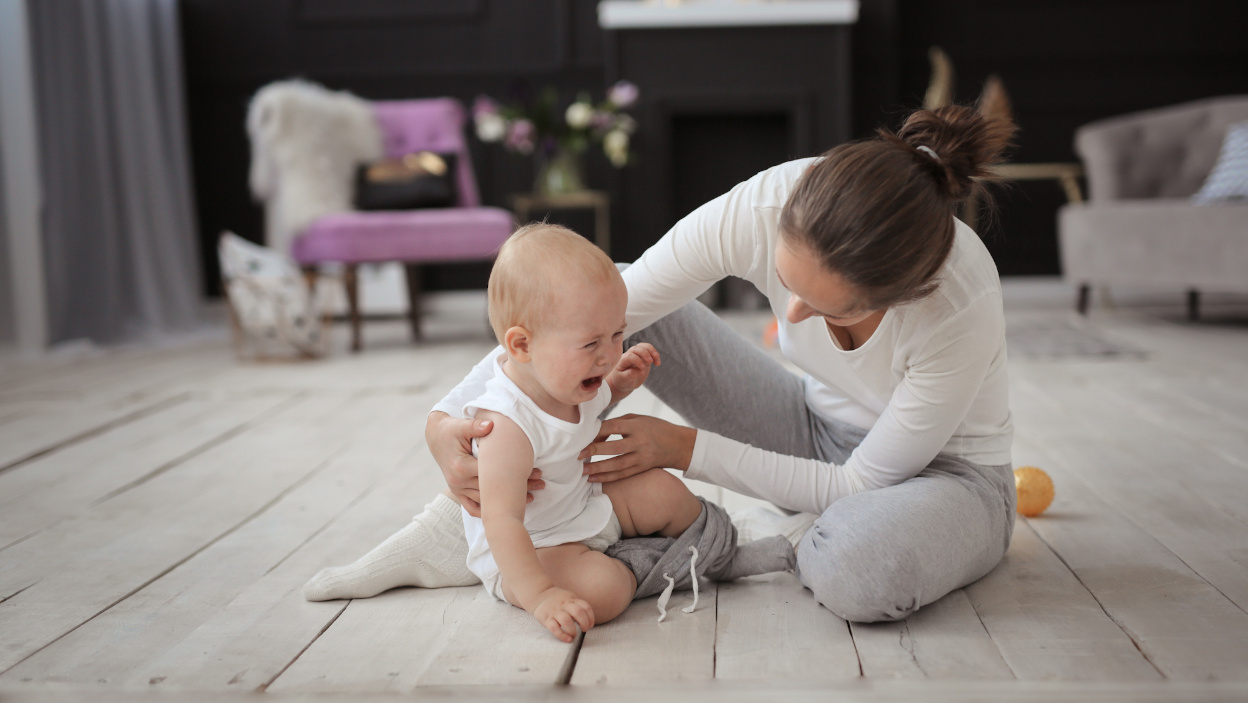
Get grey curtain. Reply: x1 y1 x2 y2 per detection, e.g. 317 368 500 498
29 0 202 344
0 134 14 344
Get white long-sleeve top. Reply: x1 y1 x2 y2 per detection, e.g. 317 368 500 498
434 157 1013 515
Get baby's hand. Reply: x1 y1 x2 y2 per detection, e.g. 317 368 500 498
609 343 661 396
531 587 595 643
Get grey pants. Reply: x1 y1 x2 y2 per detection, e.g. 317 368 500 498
628 300 1017 623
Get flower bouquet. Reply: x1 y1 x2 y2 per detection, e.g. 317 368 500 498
472 81 639 195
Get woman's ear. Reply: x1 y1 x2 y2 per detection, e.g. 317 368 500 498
504 326 533 362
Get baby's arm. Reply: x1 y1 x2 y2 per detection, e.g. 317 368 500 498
605 343 661 404
475 409 595 642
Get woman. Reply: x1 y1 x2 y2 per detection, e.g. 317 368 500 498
305 98 1018 623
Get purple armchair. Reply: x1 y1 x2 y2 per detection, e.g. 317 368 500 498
291 98 514 351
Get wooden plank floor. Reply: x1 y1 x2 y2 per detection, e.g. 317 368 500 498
2 287 1247 702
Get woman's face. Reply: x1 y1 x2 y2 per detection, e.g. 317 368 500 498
775 236 877 328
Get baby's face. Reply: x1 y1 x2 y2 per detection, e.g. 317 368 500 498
526 276 628 407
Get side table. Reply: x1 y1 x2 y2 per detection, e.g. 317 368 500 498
992 162 1085 204
510 190 611 255
962 162 1085 231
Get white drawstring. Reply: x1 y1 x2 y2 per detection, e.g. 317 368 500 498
656 574 675 623
655 546 700 623
682 547 700 614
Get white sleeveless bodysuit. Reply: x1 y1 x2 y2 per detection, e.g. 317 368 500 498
461 355 617 600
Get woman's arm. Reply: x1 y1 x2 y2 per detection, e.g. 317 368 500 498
687 298 1006 513
685 432 864 514
584 298 1004 514
621 160 813 334
577 414 851 514
620 192 739 333
426 348 544 514
839 299 1006 492
476 410 594 642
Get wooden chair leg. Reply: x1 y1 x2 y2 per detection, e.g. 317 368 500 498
344 264 362 352
1076 284 1091 316
1187 288 1200 322
404 264 424 342
301 266 318 291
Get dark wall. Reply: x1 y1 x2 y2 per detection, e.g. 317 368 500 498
892 0 1248 274
181 0 1248 294
182 0 611 295
603 22 853 262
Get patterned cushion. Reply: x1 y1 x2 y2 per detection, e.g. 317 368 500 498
219 231 324 357
1193 120 1248 203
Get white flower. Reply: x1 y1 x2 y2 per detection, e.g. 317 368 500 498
607 80 639 108
505 119 536 155
475 113 507 142
565 102 594 130
604 129 630 167
614 114 638 134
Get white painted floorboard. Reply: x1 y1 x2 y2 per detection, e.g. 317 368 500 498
0 290 1246 700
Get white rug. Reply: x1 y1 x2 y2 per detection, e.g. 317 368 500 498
1006 319 1146 360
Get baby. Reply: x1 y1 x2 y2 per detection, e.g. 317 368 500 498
301 224 797 635
464 223 703 641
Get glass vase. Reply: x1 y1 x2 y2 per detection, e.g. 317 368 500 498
534 146 585 195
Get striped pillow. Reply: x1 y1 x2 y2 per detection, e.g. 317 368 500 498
1194 120 1248 203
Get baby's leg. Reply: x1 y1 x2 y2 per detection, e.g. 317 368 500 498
602 468 702 538
303 493 477 601
500 543 637 624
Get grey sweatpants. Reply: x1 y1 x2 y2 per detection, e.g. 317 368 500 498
628 299 1017 623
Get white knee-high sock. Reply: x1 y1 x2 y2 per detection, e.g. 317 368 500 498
303 493 479 601
731 506 817 549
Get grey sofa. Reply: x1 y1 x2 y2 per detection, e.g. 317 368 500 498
1058 96 1248 318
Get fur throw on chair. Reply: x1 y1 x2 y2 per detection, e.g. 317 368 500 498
247 80 383 256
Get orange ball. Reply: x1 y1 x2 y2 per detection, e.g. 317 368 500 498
1014 466 1054 517
763 317 779 348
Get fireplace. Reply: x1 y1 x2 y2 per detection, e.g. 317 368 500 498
600 2 858 271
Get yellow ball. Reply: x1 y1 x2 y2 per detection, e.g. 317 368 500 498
1014 466 1054 517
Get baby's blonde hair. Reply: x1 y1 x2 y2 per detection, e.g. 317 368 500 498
488 223 621 344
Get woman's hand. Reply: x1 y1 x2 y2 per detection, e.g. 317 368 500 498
578 413 698 483
425 411 544 517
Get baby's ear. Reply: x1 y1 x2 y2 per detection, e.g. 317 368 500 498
504 326 533 362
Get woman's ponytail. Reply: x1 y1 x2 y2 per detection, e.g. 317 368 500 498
891 76 1018 202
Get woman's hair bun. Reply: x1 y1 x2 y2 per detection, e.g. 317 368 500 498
888 76 1018 202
